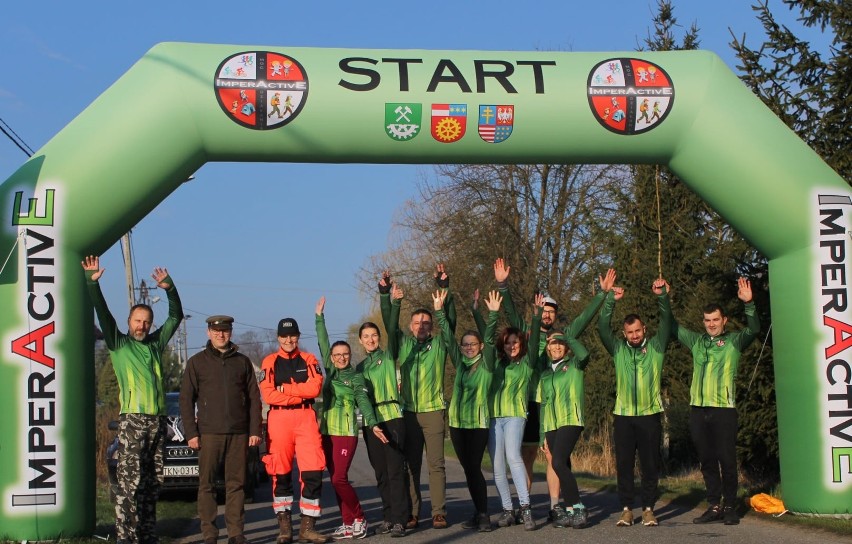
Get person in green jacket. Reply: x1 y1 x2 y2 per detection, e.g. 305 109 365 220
597 276 672 528
358 276 409 538
490 293 545 531
315 297 387 540
437 288 501 532
536 328 590 529
82 255 183 544
381 266 455 530
675 277 759 527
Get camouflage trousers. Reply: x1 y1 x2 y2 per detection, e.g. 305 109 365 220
116 413 166 544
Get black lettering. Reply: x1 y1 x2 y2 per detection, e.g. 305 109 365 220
427 59 472 93
517 60 556 93
29 372 55 399
821 239 846 264
822 263 847 287
28 428 56 453
25 229 53 256
338 57 380 91
822 288 847 313
28 458 56 489
381 58 423 92
29 400 55 426
28 292 54 321
820 209 846 235
827 359 851 386
474 60 516 93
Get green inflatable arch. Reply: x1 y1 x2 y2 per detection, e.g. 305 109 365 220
0 43 850 537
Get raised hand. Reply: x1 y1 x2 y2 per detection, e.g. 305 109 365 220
391 283 404 301
652 277 668 296
432 289 447 311
494 258 510 283
152 267 171 289
378 270 392 294
599 268 616 292
613 286 625 301
534 292 546 309
434 263 449 288
737 277 753 303
484 290 502 312
316 296 326 316
81 255 104 281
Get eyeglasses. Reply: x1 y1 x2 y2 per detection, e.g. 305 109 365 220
542 309 557 315
461 342 480 348
331 353 351 359
209 329 232 335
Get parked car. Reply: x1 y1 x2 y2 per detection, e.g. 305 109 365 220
106 392 263 502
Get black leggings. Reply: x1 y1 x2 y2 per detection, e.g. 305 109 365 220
545 425 584 505
450 427 490 513
364 418 409 525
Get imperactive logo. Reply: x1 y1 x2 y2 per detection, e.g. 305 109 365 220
214 51 308 130
587 58 673 135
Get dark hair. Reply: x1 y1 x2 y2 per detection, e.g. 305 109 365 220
461 330 482 343
497 326 527 360
411 308 433 320
359 322 381 338
702 303 726 317
331 340 351 352
128 304 153 321
623 313 643 327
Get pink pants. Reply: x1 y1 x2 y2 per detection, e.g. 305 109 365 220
322 435 363 524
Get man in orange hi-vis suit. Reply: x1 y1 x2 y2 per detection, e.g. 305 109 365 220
260 317 329 544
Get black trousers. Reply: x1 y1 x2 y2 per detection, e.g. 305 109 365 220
450 427 490 514
364 418 409 525
545 425 584 505
689 407 738 505
613 413 662 509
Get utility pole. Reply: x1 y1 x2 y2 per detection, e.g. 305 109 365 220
121 232 136 308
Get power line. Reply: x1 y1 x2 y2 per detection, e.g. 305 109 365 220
0 117 35 157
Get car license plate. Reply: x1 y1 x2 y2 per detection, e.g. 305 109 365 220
163 465 198 477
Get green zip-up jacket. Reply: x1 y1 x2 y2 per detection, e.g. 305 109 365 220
382 291 455 413
315 314 379 435
441 308 498 429
675 302 760 408
536 334 590 437
490 308 543 418
87 273 183 415
356 348 403 424
598 289 672 416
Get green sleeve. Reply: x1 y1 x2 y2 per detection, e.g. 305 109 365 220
498 284 528 332
85 277 121 351
471 302 486 338
528 307 543 371
315 313 332 370
597 291 617 355
150 280 183 352
352 372 379 427
381 293 402 359
735 301 761 350
675 317 701 349
655 290 673 347
444 288 457 334
483 310 498 371
568 335 590 371
437 309 461 369
566 290 605 339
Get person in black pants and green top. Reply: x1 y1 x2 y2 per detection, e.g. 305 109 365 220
597 276 672 527
359 274 409 538
437 288 501 532
674 277 759 526
315 297 388 540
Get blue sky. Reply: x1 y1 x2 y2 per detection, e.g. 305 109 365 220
0 1 820 354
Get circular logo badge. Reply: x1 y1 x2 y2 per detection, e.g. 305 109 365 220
214 51 308 130
587 58 674 135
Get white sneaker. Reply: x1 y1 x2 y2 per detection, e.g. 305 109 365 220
331 524 353 540
351 518 368 539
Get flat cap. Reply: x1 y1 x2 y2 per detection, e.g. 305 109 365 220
206 315 234 330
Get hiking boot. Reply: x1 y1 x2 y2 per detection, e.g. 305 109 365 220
693 504 723 524
460 513 478 530
571 507 588 529
550 505 571 528
204 539 217 544
351 519 368 539
330 525 352 541
404 516 418 530
477 513 492 532
299 515 330 544
390 524 406 538
616 507 633 526
520 505 535 531
496 509 516 528
432 514 448 529
641 508 658 526
374 522 392 535
723 506 739 525
276 511 292 544
228 537 248 544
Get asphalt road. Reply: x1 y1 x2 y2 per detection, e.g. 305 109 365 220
176 437 851 544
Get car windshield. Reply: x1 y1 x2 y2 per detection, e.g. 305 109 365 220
165 392 181 418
